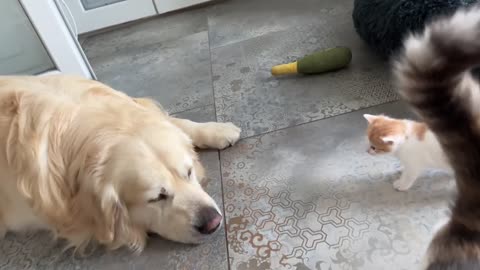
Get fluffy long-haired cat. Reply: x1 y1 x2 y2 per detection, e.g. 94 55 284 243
394 5 480 269
364 114 450 191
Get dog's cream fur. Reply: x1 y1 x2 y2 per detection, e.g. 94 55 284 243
0 75 240 252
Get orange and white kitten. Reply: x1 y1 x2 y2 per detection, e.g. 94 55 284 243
363 114 451 191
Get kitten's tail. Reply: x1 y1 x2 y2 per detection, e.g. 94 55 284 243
394 5 480 192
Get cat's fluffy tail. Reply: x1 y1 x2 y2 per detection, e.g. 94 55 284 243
395 5 480 191
395 6 480 269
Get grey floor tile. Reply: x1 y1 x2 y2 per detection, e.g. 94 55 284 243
208 0 352 49
87 31 214 114
0 106 228 270
220 101 453 270
82 8 208 60
212 8 397 138
172 104 217 123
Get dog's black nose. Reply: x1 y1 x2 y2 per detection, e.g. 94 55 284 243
195 207 222 235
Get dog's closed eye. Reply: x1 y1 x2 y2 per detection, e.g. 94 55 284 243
148 188 169 203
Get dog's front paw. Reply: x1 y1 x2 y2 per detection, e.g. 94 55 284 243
393 178 413 191
201 122 241 149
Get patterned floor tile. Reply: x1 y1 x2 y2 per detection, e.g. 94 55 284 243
0 106 228 270
220 101 454 270
208 0 351 49
211 7 398 138
85 30 214 114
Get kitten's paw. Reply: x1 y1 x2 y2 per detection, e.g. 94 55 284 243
393 179 413 191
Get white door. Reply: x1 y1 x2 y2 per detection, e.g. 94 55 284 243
64 0 214 34
0 0 94 78
64 0 157 34
154 0 214 14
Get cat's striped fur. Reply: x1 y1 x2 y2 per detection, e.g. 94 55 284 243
394 5 480 270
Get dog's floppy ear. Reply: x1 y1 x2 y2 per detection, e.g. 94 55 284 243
76 145 146 252
98 185 128 244
92 183 146 252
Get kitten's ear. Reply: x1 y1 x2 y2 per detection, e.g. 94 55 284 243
381 135 404 145
363 114 377 123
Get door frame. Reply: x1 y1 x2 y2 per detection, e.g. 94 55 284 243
20 0 95 78
64 0 157 34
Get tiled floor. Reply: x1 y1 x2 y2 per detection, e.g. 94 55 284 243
1 0 454 269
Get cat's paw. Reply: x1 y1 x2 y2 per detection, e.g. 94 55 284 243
393 179 413 191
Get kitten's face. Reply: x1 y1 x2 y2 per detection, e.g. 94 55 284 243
363 114 407 155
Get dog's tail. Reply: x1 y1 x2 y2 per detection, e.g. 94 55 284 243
395 6 480 269
395 5 480 193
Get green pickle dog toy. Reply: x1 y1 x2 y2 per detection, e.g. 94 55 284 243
271 47 352 76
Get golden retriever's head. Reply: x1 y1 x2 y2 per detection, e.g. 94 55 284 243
82 122 223 251
102 130 222 246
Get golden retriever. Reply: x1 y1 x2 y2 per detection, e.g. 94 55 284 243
0 74 241 253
